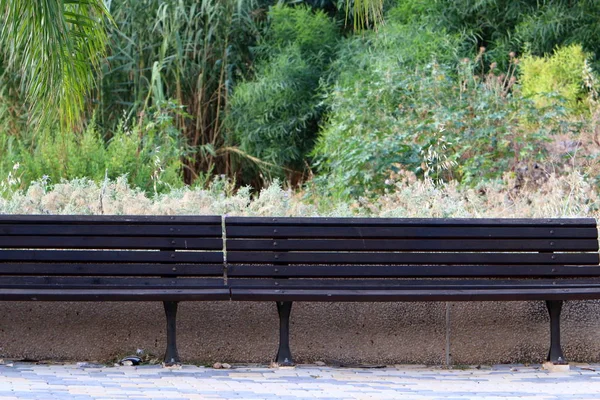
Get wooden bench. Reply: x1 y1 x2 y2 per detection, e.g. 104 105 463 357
1 215 598 366
225 217 600 366
0 215 228 365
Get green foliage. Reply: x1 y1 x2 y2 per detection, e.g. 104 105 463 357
0 103 186 196
227 5 339 182
100 0 263 181
0 0 110 128
312 20 461 199
394 0 600 70
227 46 321 178
265 4 339 62
313 39 564 199
520 45 591 112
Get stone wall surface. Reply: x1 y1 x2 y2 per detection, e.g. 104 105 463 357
1 300 599 364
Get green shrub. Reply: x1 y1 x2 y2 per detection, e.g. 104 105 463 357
227 46 322 180
313 45 564 199
311 20 463 199
393 0 600 71
520 45 592 113
227 5 339 182
263 4 339 66
0 102 186 196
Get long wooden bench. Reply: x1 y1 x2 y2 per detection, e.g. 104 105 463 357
0 215 228 365
1 215 598 366
225 217 600 366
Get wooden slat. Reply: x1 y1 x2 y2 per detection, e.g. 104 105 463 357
0 236 223 250
0 288 230 301
0 224 222 237
225 217 597 227
228 278 600 289
0 250 224 263
227 264 600 278
0 215 222 224
226 238 599 252
0 277 225 289
226 252 599 265
230 287 600 302
0 263 224 276
226 226 597 239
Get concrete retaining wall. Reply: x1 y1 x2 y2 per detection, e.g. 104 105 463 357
1 300 600 365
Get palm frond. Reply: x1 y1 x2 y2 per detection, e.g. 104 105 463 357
0 0 110 128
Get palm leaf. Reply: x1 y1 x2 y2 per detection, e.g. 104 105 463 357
0 0 110 128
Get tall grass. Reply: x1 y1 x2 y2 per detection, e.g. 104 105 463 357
100 0 264 183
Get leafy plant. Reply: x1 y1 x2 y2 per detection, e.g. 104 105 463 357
227 5 339 184
520 45 593 113
99 0 264 183
0 104 186 195
393 0 600 71
313 39 565 199
0 0 110 128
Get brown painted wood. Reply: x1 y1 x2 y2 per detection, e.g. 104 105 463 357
225 217 596 227
226 252 599 265
0 236 223 250
230 287 600 302
226 238 599 252
0 263 225 276
226 264 600 278
0 250 224 263
226 225 597 239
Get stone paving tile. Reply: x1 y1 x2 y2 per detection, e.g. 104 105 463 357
0 363 599 399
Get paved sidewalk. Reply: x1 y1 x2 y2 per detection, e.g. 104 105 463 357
0 363 599 399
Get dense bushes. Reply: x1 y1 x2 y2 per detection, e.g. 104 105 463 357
1 0 599 202
311 17 572 200
393 0 600 69
0 104 185 196
226 6 339 182
520 45 591 112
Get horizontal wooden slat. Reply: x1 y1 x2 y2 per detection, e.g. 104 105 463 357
0 250 224 263
0 288 230 301
227 264 600 278
0 236 223 250
226 252 598 265
0 224 222 237
226 226 598 239
226 238 598 252
225 217 597 227
0 215 221 224
230 287 600 302
0 277 225 289
228 278 600 289
0 263 224 276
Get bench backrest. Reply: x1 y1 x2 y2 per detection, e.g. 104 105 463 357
0 215 224 278
225 217 600 278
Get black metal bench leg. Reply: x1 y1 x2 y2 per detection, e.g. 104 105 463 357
163 301 181 366
275 301 294 366
546 300 567 365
